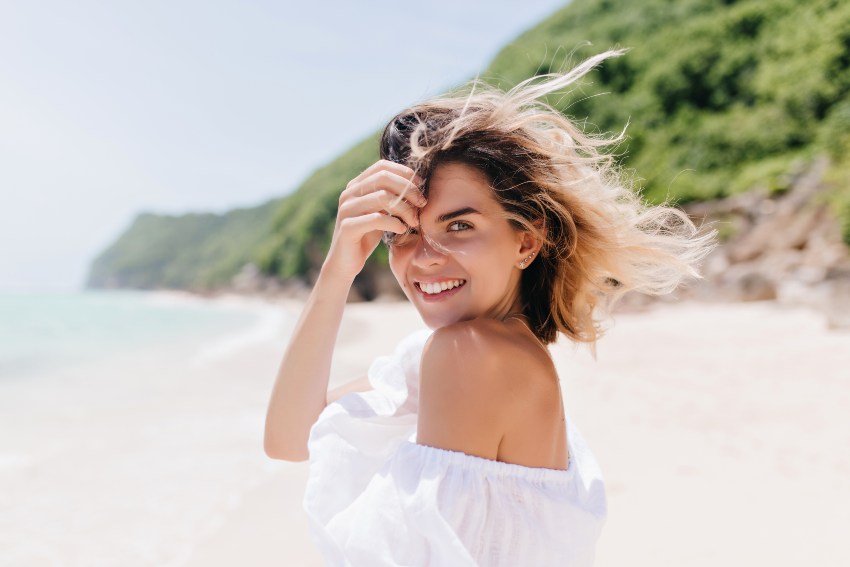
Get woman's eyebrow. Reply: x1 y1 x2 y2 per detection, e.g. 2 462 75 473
435 207 481 223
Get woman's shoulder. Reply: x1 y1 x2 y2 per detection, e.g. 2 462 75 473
427 316 514 348
422 318 556 391
416 318 560 462
427 317 548 358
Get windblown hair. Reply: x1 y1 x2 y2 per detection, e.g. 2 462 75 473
379 49 716 347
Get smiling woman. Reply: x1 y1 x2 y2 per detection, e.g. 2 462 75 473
387 162 533 330
265 49 716 566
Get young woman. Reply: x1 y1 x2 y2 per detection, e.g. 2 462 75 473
264 50 714 566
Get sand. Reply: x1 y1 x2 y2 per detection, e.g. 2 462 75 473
180 298 849 567
181 298 430 567
6 295 844 565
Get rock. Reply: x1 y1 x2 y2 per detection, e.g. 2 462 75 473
824 277 850 330
681 155 848 313
776 279 820 307
229 263 310 299
758 250 805 281
719 263 778 301
371 269 407 301
231 263 271 293
346 285 366 303
701 248 731 281
737 272 778 301
770 205 823 251
350 261 406 302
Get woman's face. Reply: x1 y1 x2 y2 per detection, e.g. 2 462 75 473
388 161 533 329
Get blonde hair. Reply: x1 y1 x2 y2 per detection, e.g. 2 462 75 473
380 50 716 347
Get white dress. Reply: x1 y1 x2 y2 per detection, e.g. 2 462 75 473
303 329 607 566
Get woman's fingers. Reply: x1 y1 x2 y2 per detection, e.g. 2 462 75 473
323 160 421 281
341 166 426 209
337 212 407 240
339 163 426 229
339 189 421 228
347 159 420 188
323 210 407 283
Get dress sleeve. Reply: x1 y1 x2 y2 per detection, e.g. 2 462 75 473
320 438 606 567
303 329 432 560
304 329 606 567
364 328 432 417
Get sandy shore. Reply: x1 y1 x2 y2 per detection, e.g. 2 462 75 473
178 298 849 567
7 293 840 565
181 298 430 567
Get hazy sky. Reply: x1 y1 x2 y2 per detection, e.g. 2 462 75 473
0 0 570 290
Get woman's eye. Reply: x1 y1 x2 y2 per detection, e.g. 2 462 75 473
447 221 471 232
383 226 419 248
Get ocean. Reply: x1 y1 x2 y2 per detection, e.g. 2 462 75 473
0 290 296 566
0 290 266 381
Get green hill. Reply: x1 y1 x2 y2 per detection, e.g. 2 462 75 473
86 200 283 289
87 0 850 292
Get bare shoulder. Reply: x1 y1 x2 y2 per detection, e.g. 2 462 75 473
416 319 559 461
423 318 556 390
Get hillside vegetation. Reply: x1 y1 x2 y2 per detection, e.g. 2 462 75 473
87 200 283 289
88 0 850 292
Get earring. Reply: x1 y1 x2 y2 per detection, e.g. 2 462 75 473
518 252 535 269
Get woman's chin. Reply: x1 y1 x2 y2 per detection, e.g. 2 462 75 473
400 285 471 329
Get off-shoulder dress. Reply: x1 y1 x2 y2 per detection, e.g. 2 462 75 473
303 330 607 566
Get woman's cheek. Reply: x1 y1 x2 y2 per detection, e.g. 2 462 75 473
437 234 485 256
388 249 408 289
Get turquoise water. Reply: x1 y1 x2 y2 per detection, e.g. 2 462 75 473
0 290 264 380
0 290 285 565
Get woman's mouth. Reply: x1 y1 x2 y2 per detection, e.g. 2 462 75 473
414 279 466 301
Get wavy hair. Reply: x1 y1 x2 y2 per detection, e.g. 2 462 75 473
379 49 716 347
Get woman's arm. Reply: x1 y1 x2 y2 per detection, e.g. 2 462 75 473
263 160 424 462
326 375 372 406
263 270 352 461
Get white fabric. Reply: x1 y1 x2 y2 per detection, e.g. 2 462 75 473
304 329 607 566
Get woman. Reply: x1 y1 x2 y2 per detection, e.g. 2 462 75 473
265 50 714 566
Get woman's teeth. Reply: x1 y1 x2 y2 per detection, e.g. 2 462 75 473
418 279 465 295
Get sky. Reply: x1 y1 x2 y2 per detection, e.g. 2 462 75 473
0 0 570 291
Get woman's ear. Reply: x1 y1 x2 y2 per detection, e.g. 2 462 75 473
516 229 542 270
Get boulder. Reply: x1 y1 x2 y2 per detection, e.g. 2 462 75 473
681 155 849 315
824 276 850 331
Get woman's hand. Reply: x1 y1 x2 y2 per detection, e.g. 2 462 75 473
322 159 426 282
264 160 425 461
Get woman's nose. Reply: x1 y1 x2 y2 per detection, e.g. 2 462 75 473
411 233 448 267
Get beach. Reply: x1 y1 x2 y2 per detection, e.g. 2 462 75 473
188 298 849 566
2 294 848 565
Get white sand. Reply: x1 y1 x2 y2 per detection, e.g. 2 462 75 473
551 301 850 566
4 296 845 565
182 299 850 567
181 299 430 567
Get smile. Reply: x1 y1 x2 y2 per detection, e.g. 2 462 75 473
414 279 466 299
